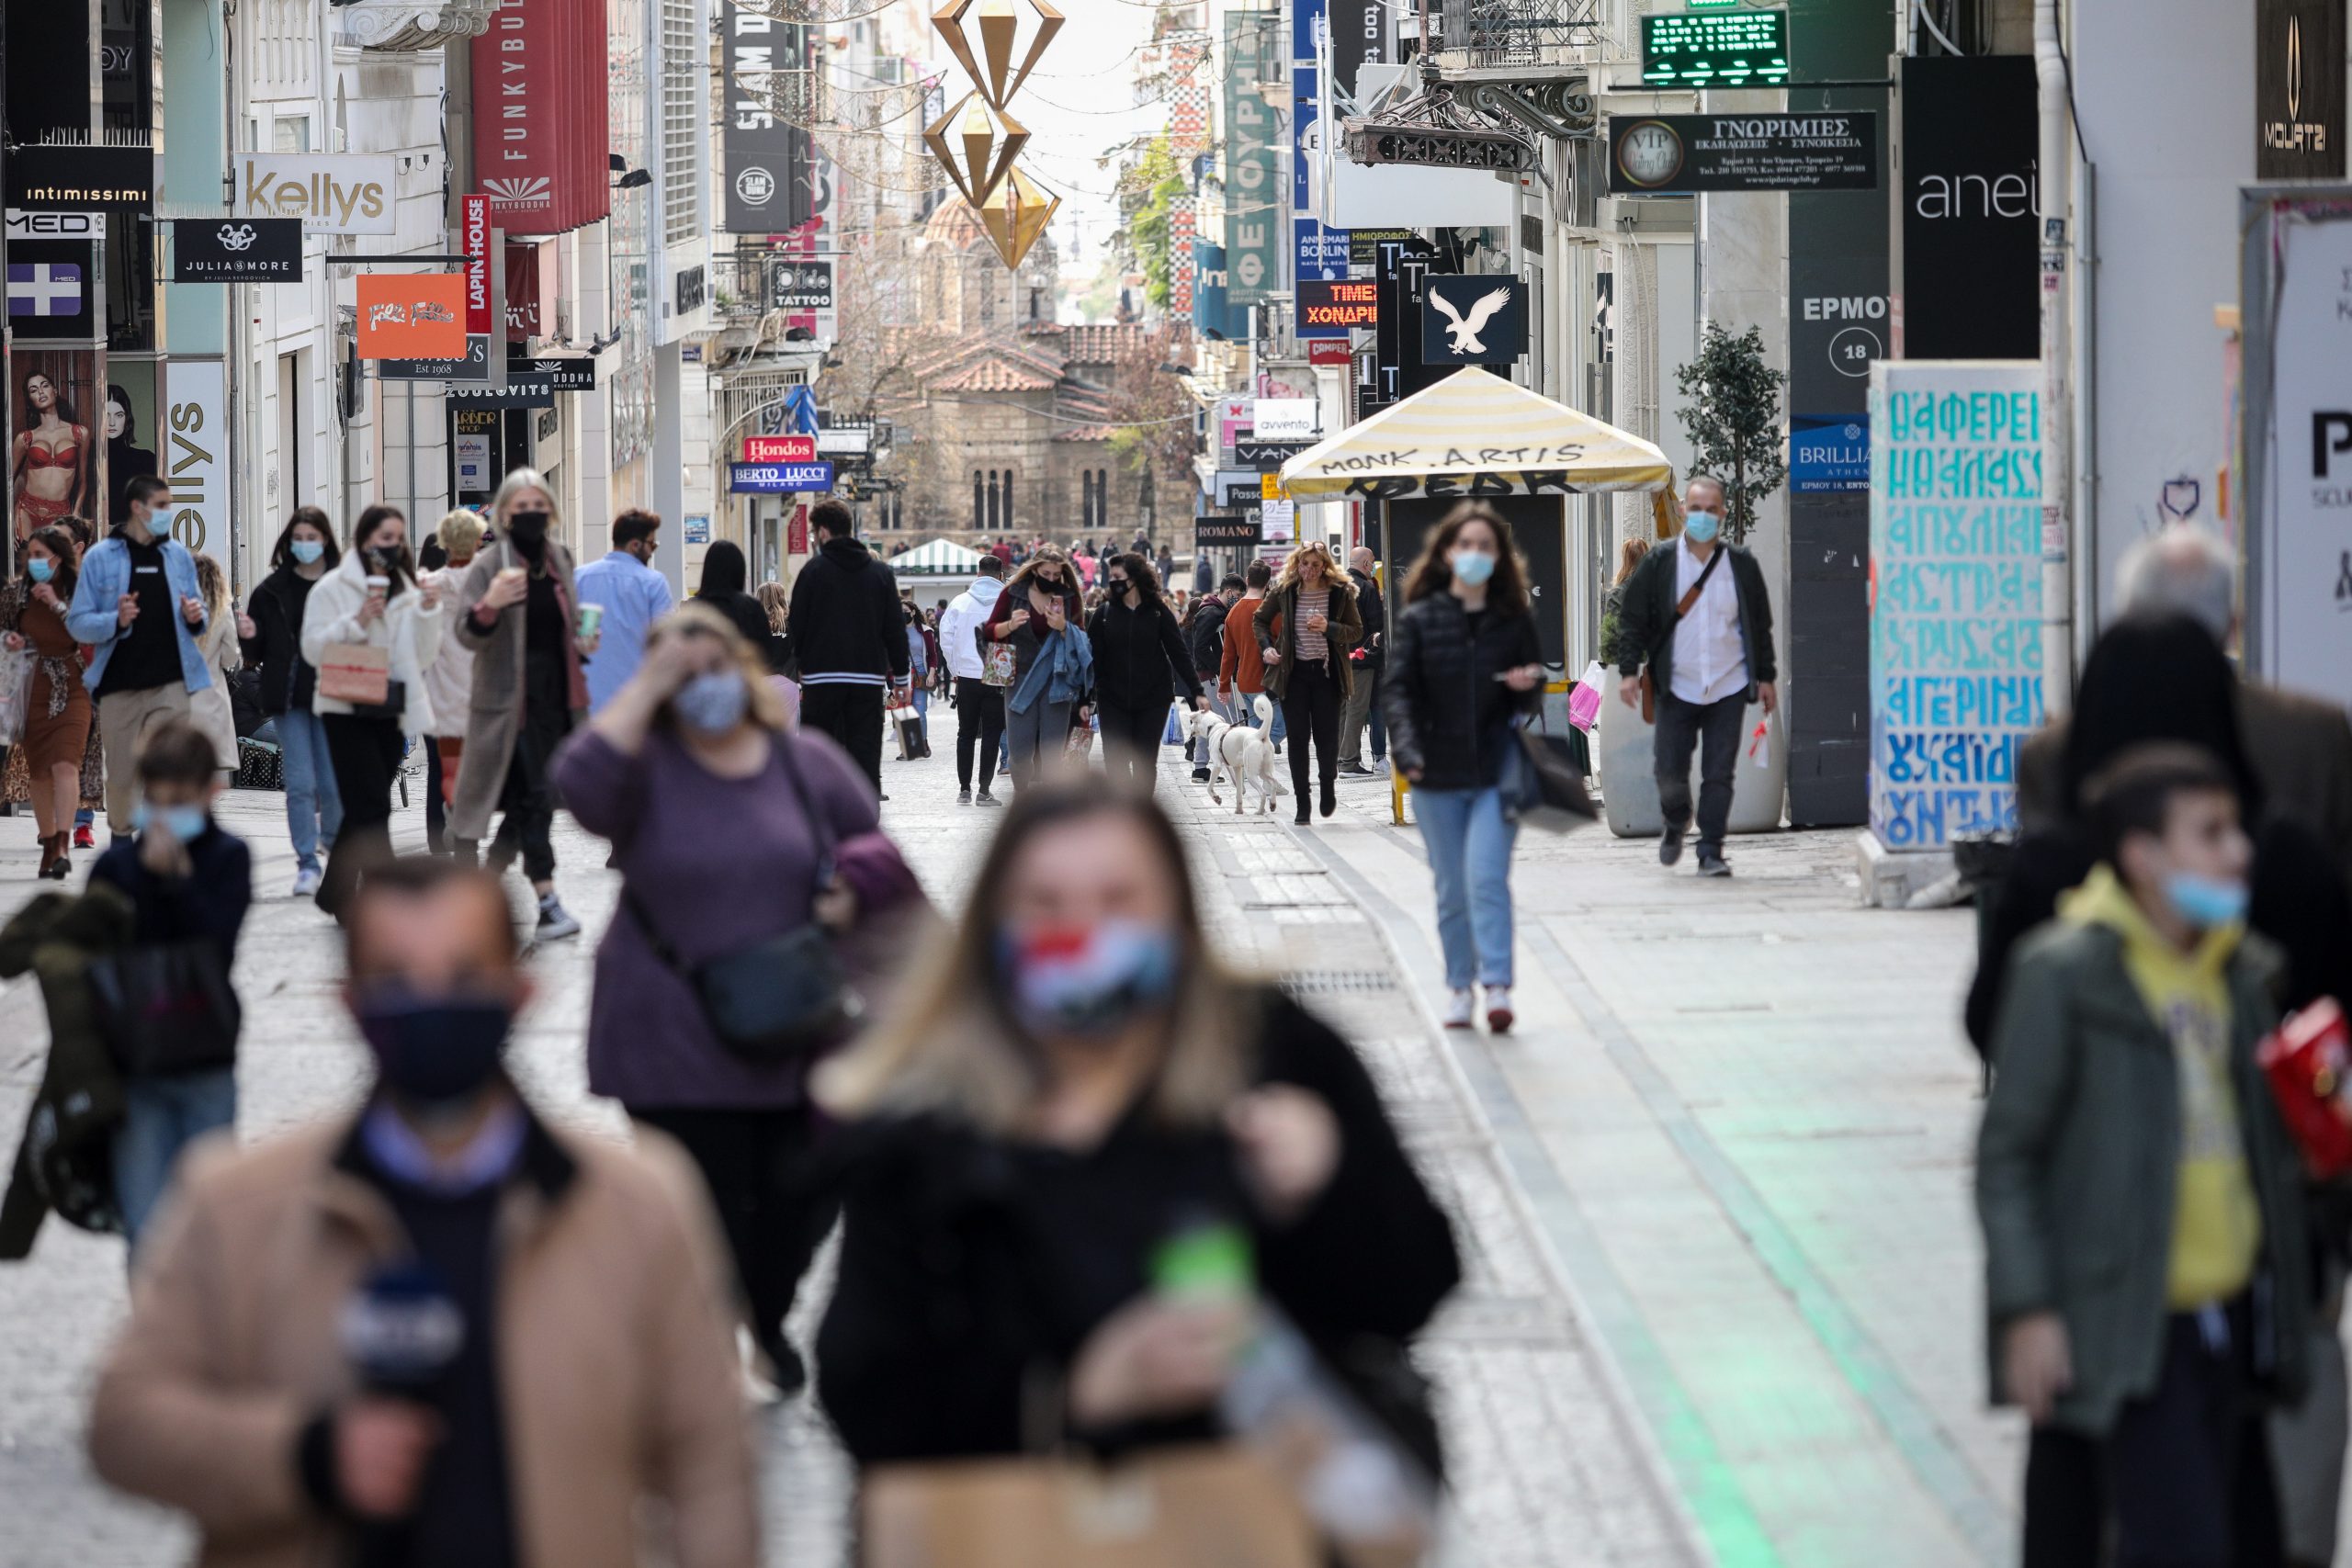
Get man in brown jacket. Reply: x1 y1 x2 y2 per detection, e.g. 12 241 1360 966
87 858 756 1568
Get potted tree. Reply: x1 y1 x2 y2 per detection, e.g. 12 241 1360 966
1674 322 1788 544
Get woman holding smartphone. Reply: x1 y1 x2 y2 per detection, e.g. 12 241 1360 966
299 505 445 919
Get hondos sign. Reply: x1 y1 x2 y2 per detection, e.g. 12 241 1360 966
1296 280 1377 336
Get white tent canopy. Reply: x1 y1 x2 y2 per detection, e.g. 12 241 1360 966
887 536 987 574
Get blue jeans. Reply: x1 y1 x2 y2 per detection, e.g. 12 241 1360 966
1413 785 1519 989
114 1067 237 1247
911 683 930 741
277 709 344 873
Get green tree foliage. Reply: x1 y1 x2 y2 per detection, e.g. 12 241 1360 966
1674 322 1788 545
1122 139 1187 311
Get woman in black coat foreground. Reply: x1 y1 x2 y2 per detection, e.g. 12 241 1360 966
812 779 1459 1477
1085 553 1206 792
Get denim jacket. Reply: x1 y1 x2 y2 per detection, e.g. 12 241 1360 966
1009 625 1093 715
64 534 213 694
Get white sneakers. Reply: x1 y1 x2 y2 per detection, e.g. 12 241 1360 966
291 865 322 898
1442 987 1514 1032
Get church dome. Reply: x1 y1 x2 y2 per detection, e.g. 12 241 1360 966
923 198 989 248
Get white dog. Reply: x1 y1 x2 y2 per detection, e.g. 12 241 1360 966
1188 696 1285 816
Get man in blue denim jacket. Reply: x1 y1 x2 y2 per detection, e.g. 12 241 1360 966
65 476 215 834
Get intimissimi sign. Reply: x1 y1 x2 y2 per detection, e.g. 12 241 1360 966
470 0 610 235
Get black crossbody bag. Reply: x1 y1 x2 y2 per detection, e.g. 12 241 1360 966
626 736 860 1063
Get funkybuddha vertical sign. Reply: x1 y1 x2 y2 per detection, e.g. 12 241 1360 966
1867 361 2044 852
1224 10 1283 306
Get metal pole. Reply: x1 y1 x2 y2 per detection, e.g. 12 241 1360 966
2035 0 2074 717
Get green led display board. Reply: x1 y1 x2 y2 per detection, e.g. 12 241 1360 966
1642 9 1790 87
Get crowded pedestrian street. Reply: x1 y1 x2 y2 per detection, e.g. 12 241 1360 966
8 746 2015 1568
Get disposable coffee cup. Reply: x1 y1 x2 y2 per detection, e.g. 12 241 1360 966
578 603 604 639
365 574 390 594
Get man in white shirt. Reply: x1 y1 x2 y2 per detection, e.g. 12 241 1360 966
1613 475 1779 875
936 555 1008 805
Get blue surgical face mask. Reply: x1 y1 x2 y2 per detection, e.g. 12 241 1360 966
290 538 325 565
145 503 174 530
673 670 749 734
133 801 210 841
1682 511 1723 545
1450 548 1497 586
27 558 55 584
2165 872 2249 931
998 918 1182 1039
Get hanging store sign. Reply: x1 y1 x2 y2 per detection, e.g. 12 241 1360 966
1641 10 1790 88
1295 278 1377 337
2257 0 2347 178
675 264 707 316
1218 472 1270 507
356 275 468 361
161 360 229 555
722 3 801 231
171 218 302 283
447 374 557 411
1897 56 2038 361
1224 9 1283 305
815 427 871 456
1420 276 1529 365
463 194 492 334
469 0 610 235
768 259 833 310
378 336 493 382
1252 398 1317 439
731 461 835 493
2252 207 2352 715
510 354 597 390
745 434 816 463
5 209 102 241
232 153 395 234
6 143 154 212
1236 438 1312 470
1790 413 1871 493
1308 339 1354 367
1608 113 1878 194
6 243 96 338
1196 514 1264 546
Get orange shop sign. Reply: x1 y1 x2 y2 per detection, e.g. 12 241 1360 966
356 273 469 361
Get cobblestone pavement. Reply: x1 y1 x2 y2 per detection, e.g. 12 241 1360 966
0 727 1699 1568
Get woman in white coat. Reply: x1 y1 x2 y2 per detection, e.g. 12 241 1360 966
299 503 445 919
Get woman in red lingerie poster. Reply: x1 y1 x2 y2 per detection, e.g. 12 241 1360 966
10 371 91 544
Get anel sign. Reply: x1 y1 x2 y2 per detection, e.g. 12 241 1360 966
356 274 469 361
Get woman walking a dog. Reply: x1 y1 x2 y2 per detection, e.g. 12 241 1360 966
1384 502 1546 1034
983 547 1089 789
813 776 1459 1483
1087 553 1206 793
1252 541 1363 824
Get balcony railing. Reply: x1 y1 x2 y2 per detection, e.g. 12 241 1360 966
1436 0 1603 71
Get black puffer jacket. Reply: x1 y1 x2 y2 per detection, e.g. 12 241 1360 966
783 536 910 681
1085 595 1204 708
239 564 325 715
1383 591 1543 791
1184 592 1228 677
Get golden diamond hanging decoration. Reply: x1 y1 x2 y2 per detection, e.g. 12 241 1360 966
931 0 1063 110
921 91 1030 206
977 164 1060 269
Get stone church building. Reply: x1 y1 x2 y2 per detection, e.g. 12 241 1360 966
879 200 1168 549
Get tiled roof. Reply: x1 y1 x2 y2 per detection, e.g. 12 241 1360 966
1054 423 1117 442
933 356 1059 393
1023 321 1153 364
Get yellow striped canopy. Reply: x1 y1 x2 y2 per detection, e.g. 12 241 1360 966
1278 367 1675 500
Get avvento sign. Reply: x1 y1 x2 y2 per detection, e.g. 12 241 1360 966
234 154 397 235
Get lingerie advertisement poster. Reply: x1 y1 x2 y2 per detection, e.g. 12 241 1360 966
7 346 111 557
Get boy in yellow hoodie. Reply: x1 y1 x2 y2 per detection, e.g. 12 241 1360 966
1978 741 2309 1566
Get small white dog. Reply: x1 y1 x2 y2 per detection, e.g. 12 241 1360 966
1189 696 1285 816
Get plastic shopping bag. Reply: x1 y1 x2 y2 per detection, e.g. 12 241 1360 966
1747 719 1772 770
0 648 33 748
1566 661 1604 733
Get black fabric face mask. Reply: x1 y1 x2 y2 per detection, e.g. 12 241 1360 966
506 511 549 558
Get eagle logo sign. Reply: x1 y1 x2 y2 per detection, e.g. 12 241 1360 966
1430 284 1513 356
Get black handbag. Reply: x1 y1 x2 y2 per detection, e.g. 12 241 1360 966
89 941 243 1077
627 736 861 1063
1501 717 1598 834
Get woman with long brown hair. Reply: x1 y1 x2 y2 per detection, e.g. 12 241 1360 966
1252 540 1362 822
1382 502 1546 1033
10 372 90 542
1085 552 1206 792
813 777 1457 1474
0 525 95 877
983 547 1089 789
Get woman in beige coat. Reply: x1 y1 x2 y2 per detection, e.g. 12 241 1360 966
449 470 596 941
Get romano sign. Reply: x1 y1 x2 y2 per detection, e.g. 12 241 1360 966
1608 113 1878 194
234 154 396 234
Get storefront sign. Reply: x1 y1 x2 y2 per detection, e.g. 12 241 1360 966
1224 9 1283 305
730 461 834 493
6 143 154 212
171 218 301 283
1791 413 1871 493
722 2 804 232
769 259 832 310
161 360 229 555
1347 228 1411 265
1308 339 1353 367
6 243 96 339
1866 360 2044 852
1260 499 1296 542
1195 514 1263 547
379 336 493 382
232 153 396 234
2259 0 2347 177
1420 276 1528 365
1235 439 1310 470
357 275 468 361
814 426 871 456
1216 471 1267 507
447 374 557 412
745 434 816 462
2254 210 2352 714
1295 278 1376 337
455 426 493 493
1642 9 1790 88
1608 113 1878 194
1367 233 1440 416
1251 398 1317 440
1897 56 2037 360
684 514 712 546
463 195 492 335
1294 217 1351 283
470 0 610 235
5 210 102 241
509 354 596 390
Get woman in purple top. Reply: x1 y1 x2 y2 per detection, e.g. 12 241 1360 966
554 600 881 1395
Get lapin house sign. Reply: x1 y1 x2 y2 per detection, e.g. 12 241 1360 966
471 0 612 235
233 155 396 235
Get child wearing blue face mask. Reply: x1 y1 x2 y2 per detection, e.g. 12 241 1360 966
1978 741 2312 1562
88 719 253 1248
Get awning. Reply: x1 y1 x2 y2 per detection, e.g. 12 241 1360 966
1279 367 1674 500
888 536 987 573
